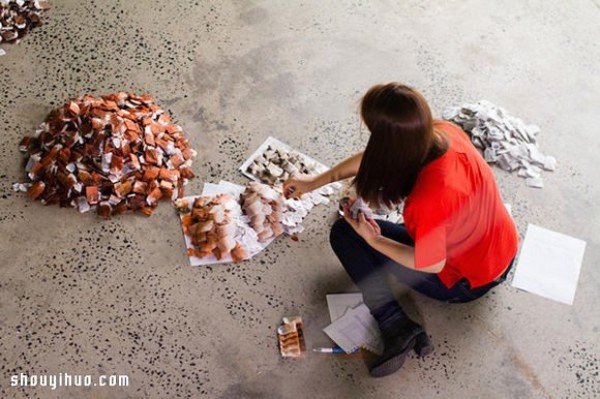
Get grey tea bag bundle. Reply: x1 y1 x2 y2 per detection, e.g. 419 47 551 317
246 145 318 185
443 100 556 188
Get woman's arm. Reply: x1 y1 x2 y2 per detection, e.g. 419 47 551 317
346 212 446 274
283 152 363 197
314 151 364 187
368 235 446 274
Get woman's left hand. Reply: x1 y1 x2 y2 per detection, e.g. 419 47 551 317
343 205 381 245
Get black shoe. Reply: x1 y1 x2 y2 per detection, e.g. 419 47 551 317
369 319 433 378
415 332 434 358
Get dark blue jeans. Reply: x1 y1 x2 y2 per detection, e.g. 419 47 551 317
329 218 511 330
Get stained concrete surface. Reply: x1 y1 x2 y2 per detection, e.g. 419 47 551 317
0 1 599 398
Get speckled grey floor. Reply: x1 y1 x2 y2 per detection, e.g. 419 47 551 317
1 1 599 398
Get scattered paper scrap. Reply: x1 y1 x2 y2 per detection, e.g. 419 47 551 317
0 48 6 56
512 224 586 305
277 316 306 358
348 197 373 219
338 196 405 224
339 181 405 223
15 93 196 217
443 100 556 188
0 0 49 47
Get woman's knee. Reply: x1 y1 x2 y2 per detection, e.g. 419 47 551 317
329 218 354 249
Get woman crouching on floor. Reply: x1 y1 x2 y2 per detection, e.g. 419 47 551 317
284 82 518 377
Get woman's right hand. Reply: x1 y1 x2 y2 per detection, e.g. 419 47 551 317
283 174 317 198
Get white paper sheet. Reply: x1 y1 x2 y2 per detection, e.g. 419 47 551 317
511 224 586 305
201 181 245 197
323 304 383 354
326 293 364 322
218 180 246 198
200 183 229 197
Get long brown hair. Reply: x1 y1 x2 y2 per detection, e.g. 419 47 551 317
354 83 447 207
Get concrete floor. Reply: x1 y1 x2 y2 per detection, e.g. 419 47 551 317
1 1 599 398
